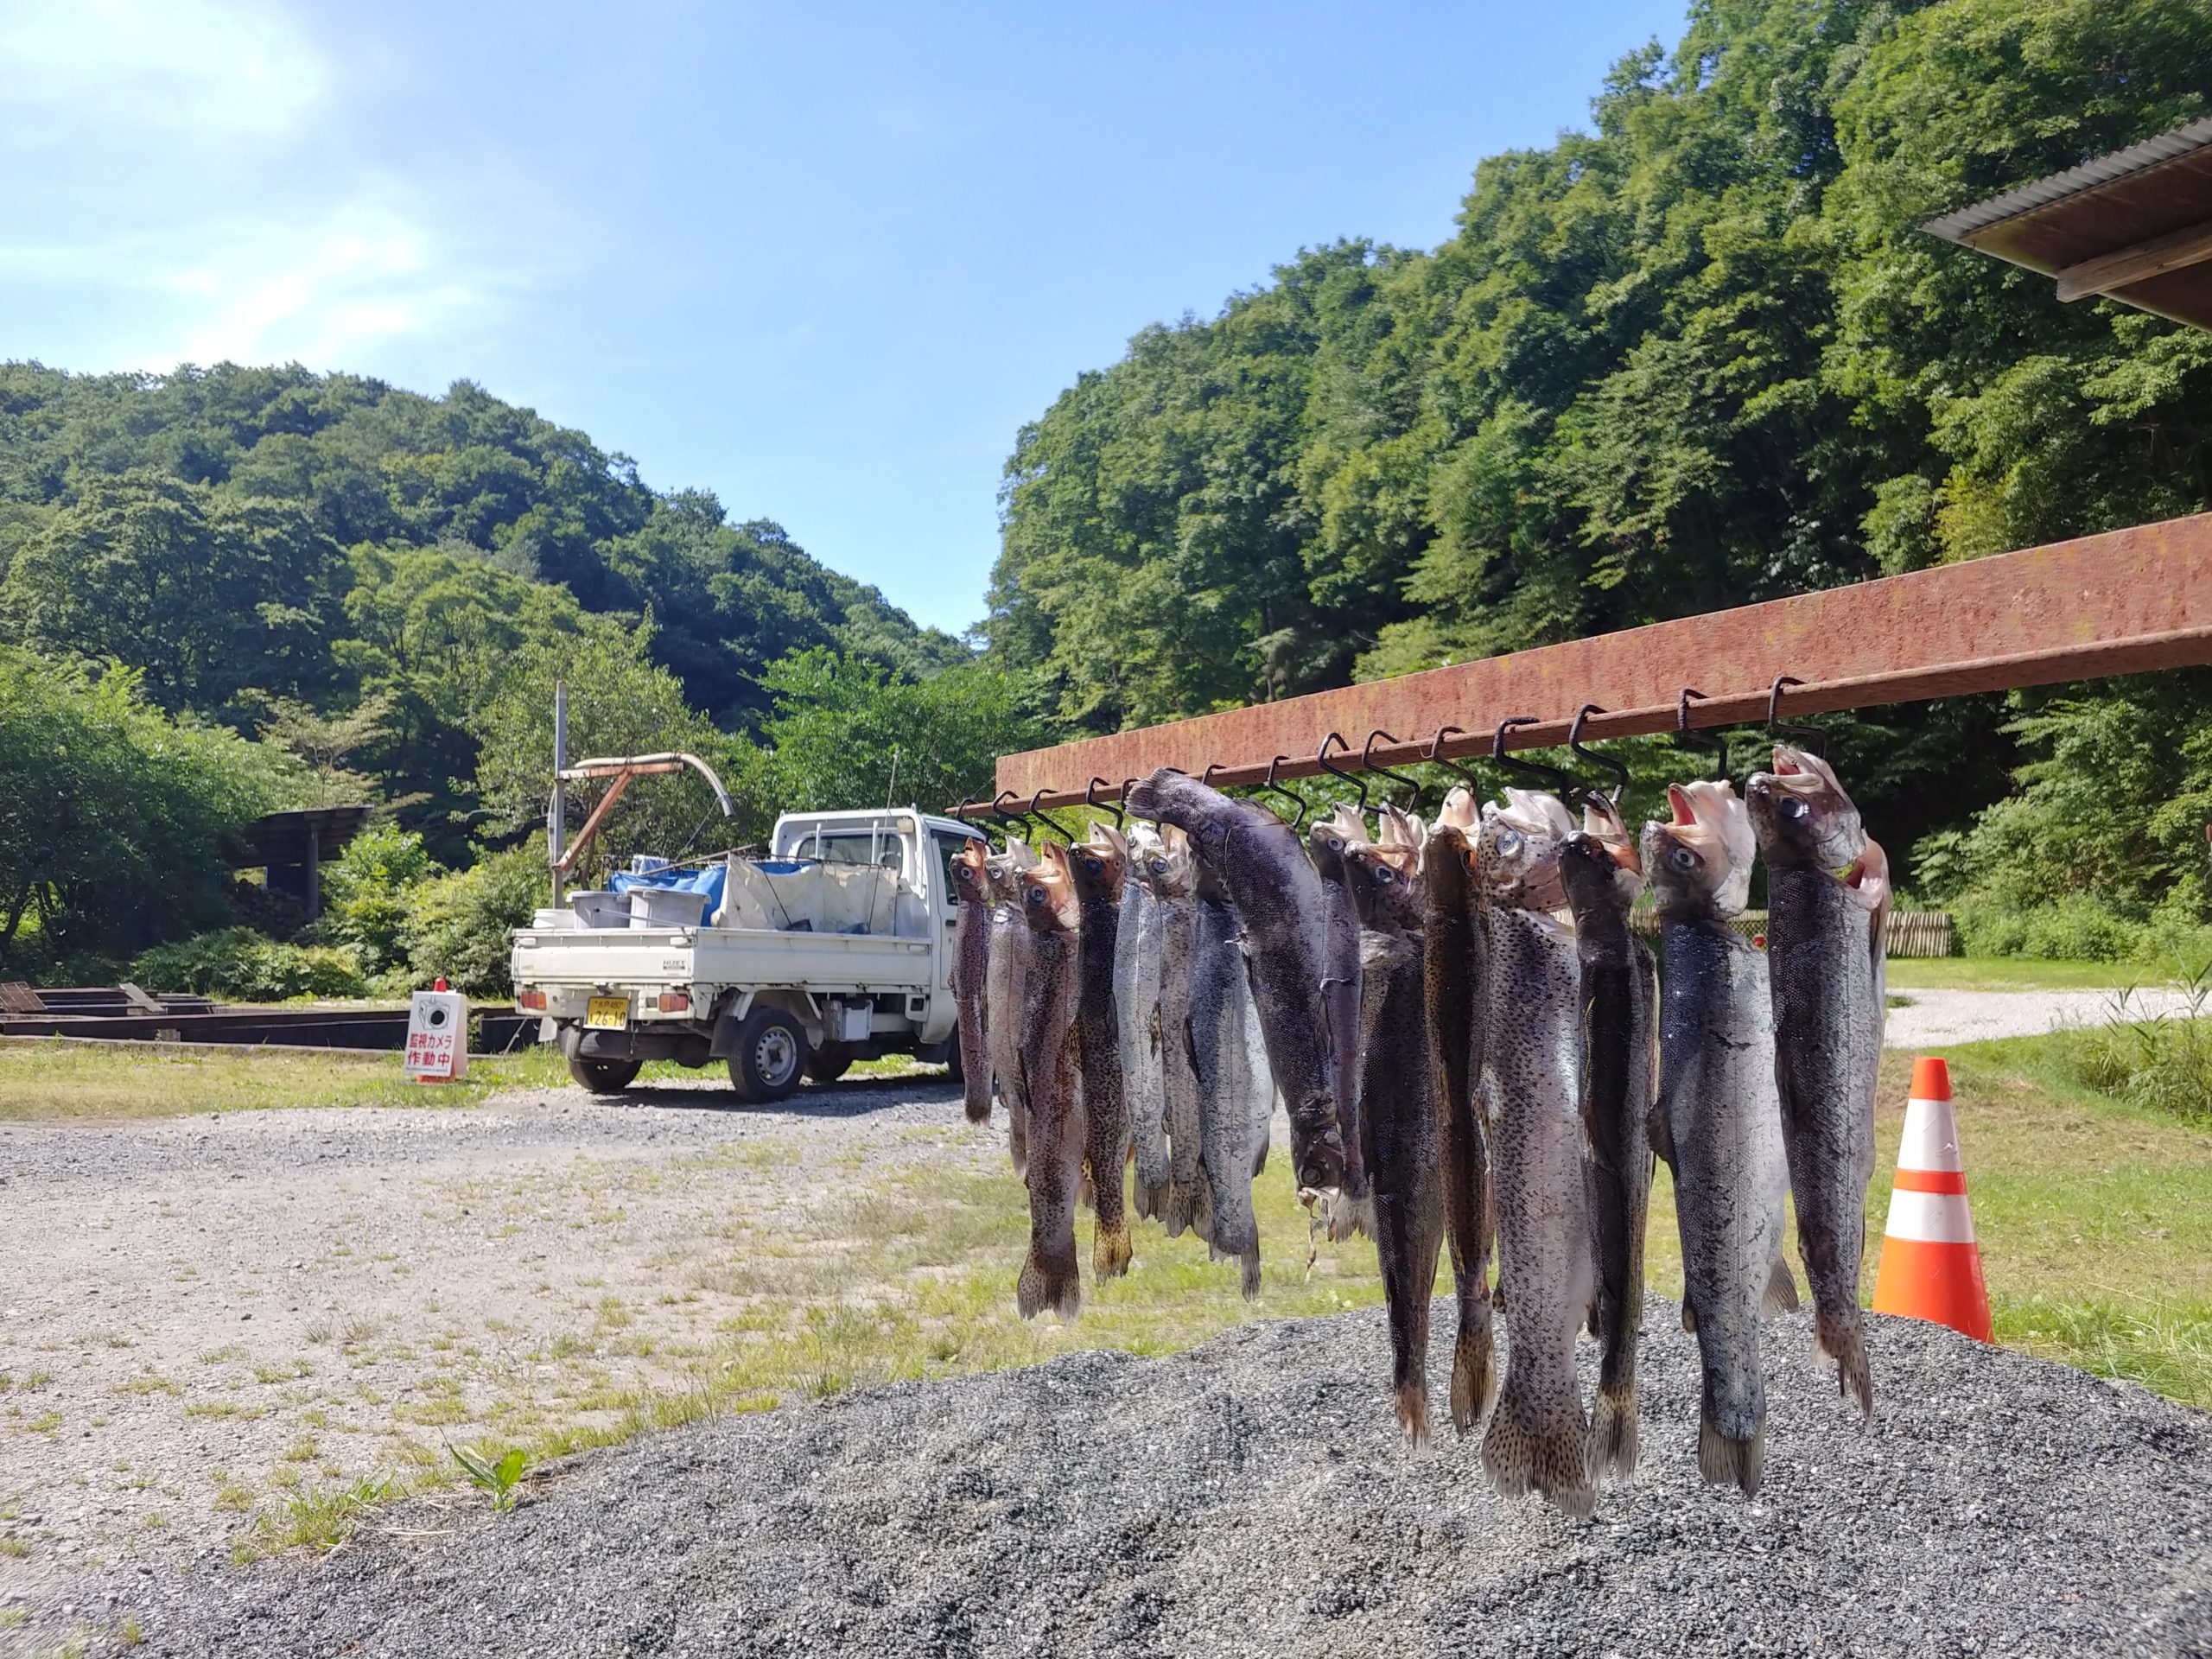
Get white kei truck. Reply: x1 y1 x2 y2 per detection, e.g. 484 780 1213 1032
508 743 988 1102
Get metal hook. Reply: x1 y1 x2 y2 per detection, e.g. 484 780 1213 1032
1026 787 1075 844
1567 703 1630 805
1362 729 1423 814
1675 689 1728 782
1767 675 1825 755
1314 732 1369 812
1427 726 1482 793
1257 755 1306 830
1492 715 1580 801
1084 777 1124 830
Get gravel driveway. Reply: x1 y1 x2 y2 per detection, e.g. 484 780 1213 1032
1883 987 2196 1049
95 1301 2212 1657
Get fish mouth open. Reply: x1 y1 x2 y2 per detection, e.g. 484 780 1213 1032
1666 784 1698 826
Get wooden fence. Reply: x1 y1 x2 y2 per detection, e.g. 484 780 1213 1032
1629 909 1954 958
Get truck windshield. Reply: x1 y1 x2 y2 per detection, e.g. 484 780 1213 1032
809 832 903 874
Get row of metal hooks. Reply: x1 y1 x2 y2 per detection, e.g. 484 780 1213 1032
957 676 1821 843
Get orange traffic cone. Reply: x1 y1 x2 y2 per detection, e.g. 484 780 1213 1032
1871 1057 1993 1342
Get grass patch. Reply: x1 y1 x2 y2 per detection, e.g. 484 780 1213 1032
235 1476 393 1561
1883 957 2145 992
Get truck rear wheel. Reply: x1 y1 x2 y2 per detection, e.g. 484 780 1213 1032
726 1007 804 1104
569 1056 642 1095
804 1043 855 1084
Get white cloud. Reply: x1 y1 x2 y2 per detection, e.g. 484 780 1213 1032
0 0 327 138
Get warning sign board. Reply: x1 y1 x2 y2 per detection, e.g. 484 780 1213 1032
404 989 470 1083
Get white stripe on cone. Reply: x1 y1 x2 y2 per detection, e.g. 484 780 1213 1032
1897 1094 1965 1172
1881 1188 1978 1245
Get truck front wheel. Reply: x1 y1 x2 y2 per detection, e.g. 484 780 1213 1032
569 1056 642 1095
727 1008 805 1104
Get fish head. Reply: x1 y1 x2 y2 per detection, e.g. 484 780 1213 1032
1376 804 1427 852
1016 842 1081 933
1306 802 1366 884
1475 790 1573 912
1642 779 1754 918
1138 823 1195 900
1419 821 1476 908
1745 745 1866 872
1065 830 1126 906
1560 797 1643 918
950 838 992 906
1344 841 1424 931
1434 785 1478 833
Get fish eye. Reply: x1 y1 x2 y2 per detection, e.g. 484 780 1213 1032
1376 867 1395 884
1150 858 1167 874
1669 846 1699 871
1496 829 1523 857
1026 887 1046 905
1778 797 1809 822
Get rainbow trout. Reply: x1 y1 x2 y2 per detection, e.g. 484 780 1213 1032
1014 843 1084 1320
1066 830 1133 1281
1344 833 1441 1443
1747 746 1890 1419
1126 768 1343 1204
1142 828 1207 1239
1309 803 1374 1241
984 839 1039 1173
1558 798 1656 1482
1646 781 1798 1497
950 840 995 1124
1189 866 1262 1297
1478 790 1595 1518
1421 803 1496 1435
1116 823 1171 1221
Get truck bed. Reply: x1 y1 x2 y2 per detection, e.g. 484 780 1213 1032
512 923 932 995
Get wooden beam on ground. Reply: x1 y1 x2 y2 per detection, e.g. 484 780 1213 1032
977 512 2212 811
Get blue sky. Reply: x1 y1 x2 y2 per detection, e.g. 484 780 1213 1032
0 0 1688 636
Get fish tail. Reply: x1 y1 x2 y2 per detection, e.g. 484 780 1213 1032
1188 1179 1216 1247
1448 1302 1497 1434
1015 1244 1081 1322
1697 1408 1764 1498
1764 1255 1802 1317
1135 1179 1169 1223
1590 1383 1639 1482
1093 1212 1132 1281
1238 1241 1262 1303
1326 1189 1376 1243
1160 1179 1199 1238
1395 1378 1431 1448
963 1076 992 1125
1007 1104 1028 1177
1480 1389 1594 1518
1815 1306 1874 1418
1681 1300 1697 1333
1076 1166 1096 1213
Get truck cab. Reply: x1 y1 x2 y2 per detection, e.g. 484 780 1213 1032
510 807 988 1102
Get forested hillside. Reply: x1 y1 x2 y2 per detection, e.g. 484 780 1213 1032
987 0 2212 951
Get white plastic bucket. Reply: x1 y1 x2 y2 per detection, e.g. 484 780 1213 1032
570 891 629 929
628 888 710 929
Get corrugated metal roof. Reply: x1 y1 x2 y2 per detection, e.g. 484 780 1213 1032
1923 118 2212 244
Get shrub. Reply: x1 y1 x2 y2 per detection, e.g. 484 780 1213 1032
1954 895 2139 962
315 824 438 976
2066 969 2212 1128
131 928 368 1001
396 847 543 996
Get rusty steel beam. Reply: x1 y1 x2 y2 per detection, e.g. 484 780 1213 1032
970 512 2212 814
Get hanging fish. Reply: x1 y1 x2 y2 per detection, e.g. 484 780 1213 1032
1645 780 1799 1497
1126 768 1344 1208
1344 831 1442 1443
1559 796 1657 1482
1188 865 1262 1298
1746 746 1890 1420
984 838 1039 1173
1421 797 1497 1436
949 839 995 1125
1066 828 1134 1281
1014 843 1085 1320
1143 827 1207 1240
1307 802 1374 1241
1477 789 1596 1518
1116 823 1171 1221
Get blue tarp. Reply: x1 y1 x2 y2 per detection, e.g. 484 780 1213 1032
610 862 728 917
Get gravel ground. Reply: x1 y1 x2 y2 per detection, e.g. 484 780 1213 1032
1883 987 2194 1049
93 1300 2212 1658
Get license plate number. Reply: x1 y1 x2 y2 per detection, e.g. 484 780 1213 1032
584 996 630 1030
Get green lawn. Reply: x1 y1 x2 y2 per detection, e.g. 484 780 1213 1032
1884 957 2148 992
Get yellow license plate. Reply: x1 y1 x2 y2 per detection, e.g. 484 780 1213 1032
584 996 630 1030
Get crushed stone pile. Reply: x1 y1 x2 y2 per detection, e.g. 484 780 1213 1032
113 1301 2212 1657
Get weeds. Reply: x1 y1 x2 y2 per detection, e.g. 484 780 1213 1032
2069 964 2212 1126
449 1444 526 1514
237 1476 393 1560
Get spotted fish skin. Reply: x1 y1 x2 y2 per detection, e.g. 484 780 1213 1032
1065 831 1133 1281
1421 816 1496 1436
950 840 995 1124
1116 825 1170 1219
1344 834 1440 1443
1646 781 1796 1498
1188 869 1262 1298
1308 804 1373 1241
1476 791 1596 1519
984 840 1039 1173
1746 747 1888 1419
1558 800 1656 1483
1140 830 1205 1239
1125 768 1344 1203
1014 845 1084 1320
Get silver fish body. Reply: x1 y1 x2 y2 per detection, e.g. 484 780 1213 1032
950 842 995 1124
1115 848 1170 1219
1066 835 1133 1281
1014 850 1084 1320
1189 874 1262 1297
1309 806 1372 1240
